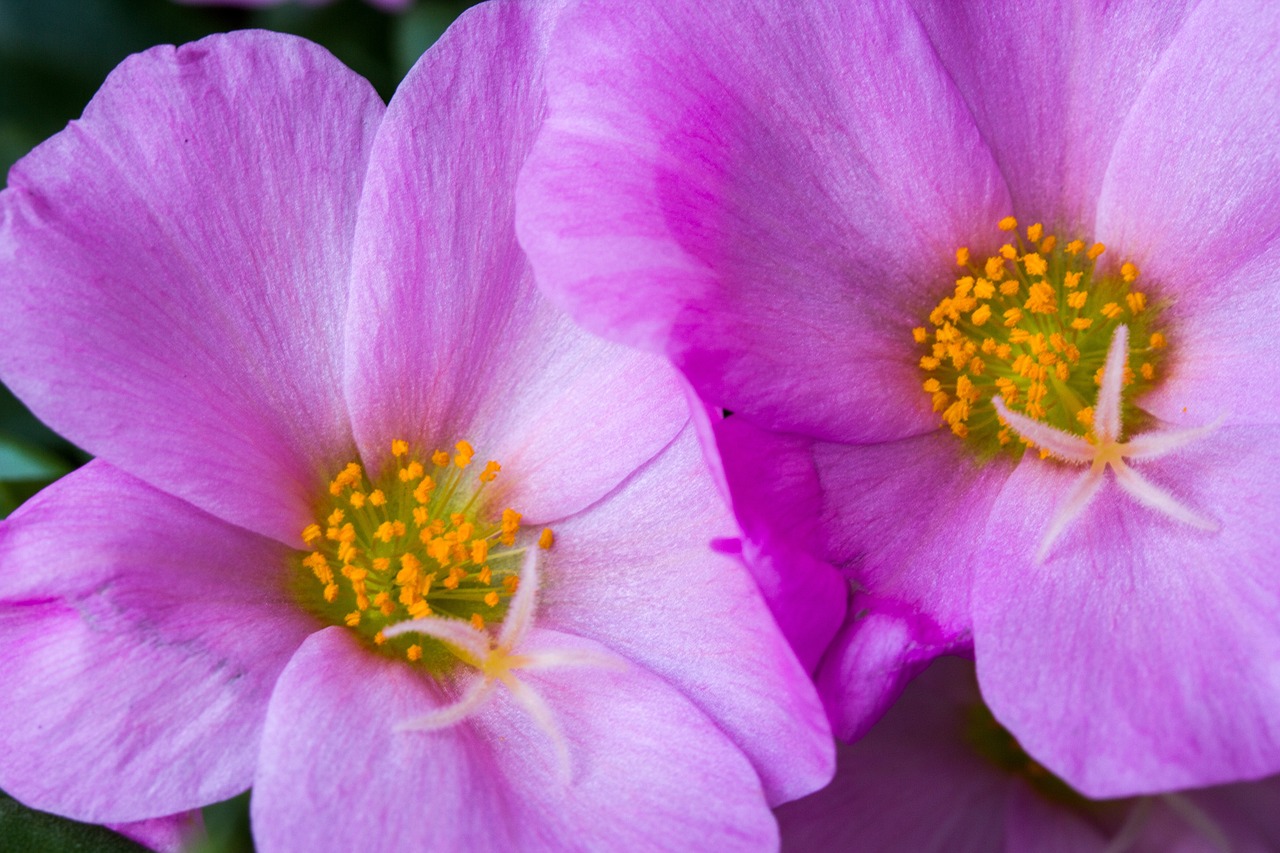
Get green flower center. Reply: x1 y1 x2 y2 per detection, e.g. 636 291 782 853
291 439 553 672
915 217 1168 459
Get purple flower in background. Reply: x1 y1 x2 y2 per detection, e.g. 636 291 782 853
777 657 1280 853
517 0 1280 796
0 5 832 850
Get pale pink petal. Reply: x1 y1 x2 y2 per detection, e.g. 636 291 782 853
0 462 315 822
345 0 683 523
252 627 778 852
1130 241 1280 430
538 425 834 805
976 426 1280 796
0 32 384 545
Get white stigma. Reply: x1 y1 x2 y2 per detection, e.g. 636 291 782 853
383 547 623 782
993 324 1219 563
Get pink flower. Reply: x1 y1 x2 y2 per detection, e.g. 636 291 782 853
0 5 831 849
778 657 1280 853
517 0 1280 795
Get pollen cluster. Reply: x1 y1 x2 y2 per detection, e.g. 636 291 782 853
294 439 553 670
915 217 1167 457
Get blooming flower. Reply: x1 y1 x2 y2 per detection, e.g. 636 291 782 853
516 0 1280 795
0 6 832 849
777 657 1280 853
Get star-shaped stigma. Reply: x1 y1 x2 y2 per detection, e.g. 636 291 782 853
993 324 1219 562
383 546 620 780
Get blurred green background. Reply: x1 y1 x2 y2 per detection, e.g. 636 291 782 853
0 0 476 849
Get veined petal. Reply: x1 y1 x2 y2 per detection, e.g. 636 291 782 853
253 628 778 852
345 0 684 523
502 674 571 783
518 0 1009 444
976 426 1280 796
909 0 1199 229
993 397 1095 464
0 462 314 822
0 32 384 545
537 425 834 805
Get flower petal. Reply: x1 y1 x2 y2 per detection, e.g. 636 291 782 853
814 431 1013 646
107 812 203 853
976 426 1280 796
813 604 946 742
538 424 834 805
0 32 384 545
517 0 1009 444
344 0 684 522
707 413 847 671
252 627 779 852
909 0 1199 229
1095 0 1280 426
1096 0 1280 285
0 462 315 821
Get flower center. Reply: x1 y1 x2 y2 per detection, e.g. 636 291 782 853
292 439 553 671
915 217 1168 458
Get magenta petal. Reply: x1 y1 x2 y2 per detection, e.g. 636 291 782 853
539 425 834 805
345 0 684 521
518 0 1009 444
815 432 1012 643
709 414 846 670
976 425 1280 796
253 627 779 852
814 604 947 742
910 0 1198 229
0 32 384 545
0 462 316 821
107 812 203 853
